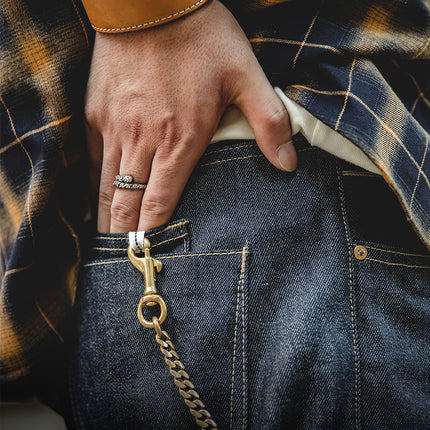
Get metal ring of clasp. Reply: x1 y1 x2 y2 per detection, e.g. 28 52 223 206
137 295 167 328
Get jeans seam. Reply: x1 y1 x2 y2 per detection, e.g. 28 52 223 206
83 259 129 267
181 224 186 253
198 147 316 168
152 234 188 249
159 251 244 259
199 154 264 168
206 143 257 155
342 170 381 178
92 247 127 251
337 160 361 430
146 220 189 238
359 244 430 259
365 257 430 269
91 234 188 252
241 245 248 430
229 255 242 429
83 251 246 267
229 245 249 430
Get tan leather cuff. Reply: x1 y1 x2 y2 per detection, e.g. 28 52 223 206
81 0 210 33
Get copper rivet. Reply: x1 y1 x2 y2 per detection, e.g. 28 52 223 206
354 245 368 260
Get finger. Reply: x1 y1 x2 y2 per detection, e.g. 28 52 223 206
137 139 208 231
96 142 121 233
232 67 296 172
85 124 104 214
109 146 153 233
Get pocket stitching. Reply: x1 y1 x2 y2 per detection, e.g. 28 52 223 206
146 220 189 238
229 245 248 430
90 235 188 252
364 257 430 270
199 154 264 168
83 251 246 267
360 244 430 259
336 160 361 430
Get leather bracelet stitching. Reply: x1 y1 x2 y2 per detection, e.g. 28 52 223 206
91 0 207 32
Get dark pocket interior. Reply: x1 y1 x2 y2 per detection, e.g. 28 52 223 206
341 169 428 253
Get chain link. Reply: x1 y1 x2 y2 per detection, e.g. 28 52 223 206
153 317 219 430
129 242 218 429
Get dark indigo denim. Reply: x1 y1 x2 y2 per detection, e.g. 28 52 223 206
69 136 430 430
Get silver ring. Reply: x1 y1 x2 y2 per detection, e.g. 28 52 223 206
113 175 147 190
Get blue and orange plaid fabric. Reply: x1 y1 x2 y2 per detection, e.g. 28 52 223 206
1 0 429 384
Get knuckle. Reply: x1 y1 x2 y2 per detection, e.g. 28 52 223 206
157 141 191 165
84 94 104 127
110 199 136 224
98 189 113 210
104 111 143 146
265 104 288 129
158 115 181 150
123 115 144 144
84 105 98 127
141 196 171 222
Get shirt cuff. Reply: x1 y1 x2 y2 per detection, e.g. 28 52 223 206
81 0 210 33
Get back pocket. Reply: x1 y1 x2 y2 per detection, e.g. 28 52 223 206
70 219 250 430
338 165 430 429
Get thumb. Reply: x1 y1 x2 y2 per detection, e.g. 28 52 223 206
232 71 297 172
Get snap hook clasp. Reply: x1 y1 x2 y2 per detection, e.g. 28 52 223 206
128 238 163 305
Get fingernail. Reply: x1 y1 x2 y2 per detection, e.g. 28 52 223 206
276 141 296 172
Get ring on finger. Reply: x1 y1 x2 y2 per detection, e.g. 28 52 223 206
113 175 147 190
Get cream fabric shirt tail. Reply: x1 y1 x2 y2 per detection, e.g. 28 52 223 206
211 87 381 175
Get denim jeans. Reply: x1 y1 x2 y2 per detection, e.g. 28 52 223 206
69 136 430 429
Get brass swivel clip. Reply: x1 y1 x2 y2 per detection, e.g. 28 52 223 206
128 238 167 329
128 237 218 429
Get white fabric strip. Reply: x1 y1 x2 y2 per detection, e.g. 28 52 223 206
211 87 381 175
128 231 145 251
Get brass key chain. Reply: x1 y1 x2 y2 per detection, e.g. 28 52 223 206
128 238 218 430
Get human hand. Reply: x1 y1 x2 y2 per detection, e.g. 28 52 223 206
85 0 296 233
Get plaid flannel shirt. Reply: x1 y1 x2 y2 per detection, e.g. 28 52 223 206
1 0 429 384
